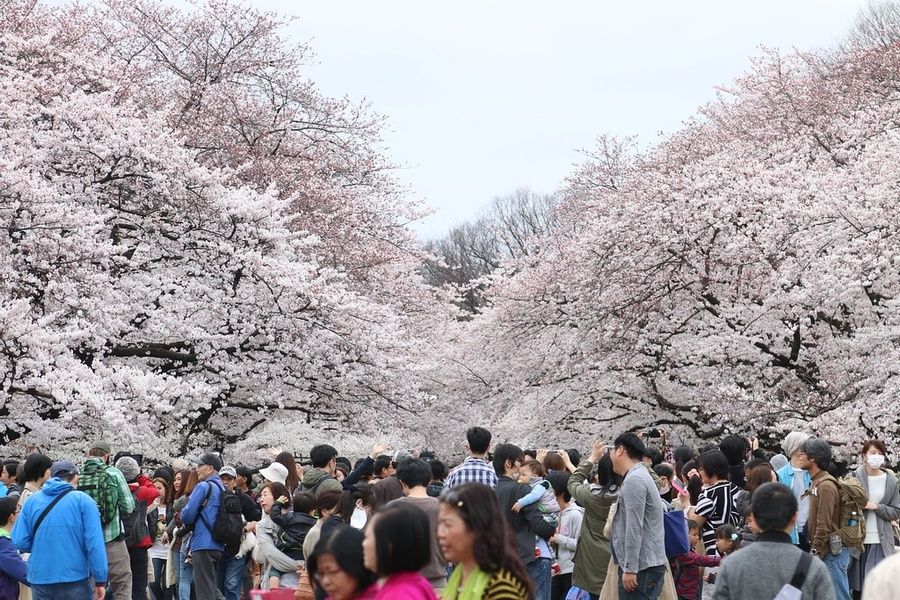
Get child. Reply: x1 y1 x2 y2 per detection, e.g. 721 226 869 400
673 519 721 600
512 459 560 525
268 491 317 589
700 524 741 599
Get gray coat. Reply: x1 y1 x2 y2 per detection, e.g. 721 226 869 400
610 462 666 574
855 466 900 557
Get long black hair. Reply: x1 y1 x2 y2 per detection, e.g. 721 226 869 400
368 502 431 576
307 527 376 595
440 483 533 594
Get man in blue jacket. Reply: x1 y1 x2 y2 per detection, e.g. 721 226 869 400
12 460 107 600
181 453 226 600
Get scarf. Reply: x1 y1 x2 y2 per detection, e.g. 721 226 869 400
443 565 491 600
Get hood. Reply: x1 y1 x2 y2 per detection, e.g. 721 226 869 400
302 468 331 487
42 477 74 496
562 503 585 515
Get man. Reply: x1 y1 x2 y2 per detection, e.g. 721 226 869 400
713 482 835 600
12 460 107 600
116 455 159 600
181 453 226 600
3 460 23 499
390 458 448 589
217 465 261 600
373 449 410 508
797 437 850 600
80 440 134 599
445 426 498 489
776 431 813 548
493 443 556 600
234 466 257 503
18 453 52 508
609 432 666 600
300 444 343 497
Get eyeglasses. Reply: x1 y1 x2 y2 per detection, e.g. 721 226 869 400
314 568 344 583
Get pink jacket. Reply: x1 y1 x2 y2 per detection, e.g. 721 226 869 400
373 572 438 600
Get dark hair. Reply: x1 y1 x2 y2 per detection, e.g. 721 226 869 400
15 463 25 486
466 427 492 455
719 435 749 466
23 454 52 483
613 433 646 460
673 445 695 465
492 444 524 476
171 469 191 505
395 459 431 489
697 450 730 481
309 445 338 469
521 459 545 478
235 466 254 480
373 455 393 479
338 490 358 524
682 460 702 505
540 452 564 473
653 463 674 481
293 491 316 514
595 454 622 490
440 484 532 593
2 461 19 480
261 482 289 508
646 448 664 466
687 519 701 532
746 465 775 496
862 440 888 456
547 472 571 503
744 458 767 472
369 502 431 576
317 489 343 514
715 523 741 550
565 449 581 467
176 470 199 499
308 527 375 595
335 457 353 474
429 460 448 481
800 438 832 470
0 497 16 526
523 449 537 460
274 452 300 492
751 482 798 532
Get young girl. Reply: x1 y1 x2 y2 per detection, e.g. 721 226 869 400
511 459 560 525
701 524 741 599
673 520 721 600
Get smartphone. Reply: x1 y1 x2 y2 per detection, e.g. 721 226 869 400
672 480 686 495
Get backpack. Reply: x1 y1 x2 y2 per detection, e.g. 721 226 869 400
199 482 243 547
820 474 867 551
79 460 119 526
301 475 335 495
122 495 150 549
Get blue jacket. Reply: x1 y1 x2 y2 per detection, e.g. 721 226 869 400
11 478 108 585
180 475 225 552
776 464 813 544
0 534 27 599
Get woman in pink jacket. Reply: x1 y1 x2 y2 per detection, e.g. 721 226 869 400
362 502 438 600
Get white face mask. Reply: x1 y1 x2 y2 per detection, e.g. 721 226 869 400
350 506 367 529
867 454 885 469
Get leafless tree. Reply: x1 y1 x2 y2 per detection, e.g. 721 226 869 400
848 0 900 49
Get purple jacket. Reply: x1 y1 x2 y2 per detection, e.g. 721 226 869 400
0 535 27 599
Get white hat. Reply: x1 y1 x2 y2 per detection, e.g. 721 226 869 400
259 462 288 485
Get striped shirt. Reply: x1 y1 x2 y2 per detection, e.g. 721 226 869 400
694 481 739 553
445 457 498 489
484 568 529 599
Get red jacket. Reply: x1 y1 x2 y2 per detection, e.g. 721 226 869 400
128 474 160 549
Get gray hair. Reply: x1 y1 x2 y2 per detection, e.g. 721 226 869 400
800 437 832 469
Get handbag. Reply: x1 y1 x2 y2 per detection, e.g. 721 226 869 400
294 564 314 600
662 507 690 558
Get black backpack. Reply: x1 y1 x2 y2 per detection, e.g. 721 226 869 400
122 495 150 549
199 482 243 547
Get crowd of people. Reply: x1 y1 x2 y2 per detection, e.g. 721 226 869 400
1 428 900 600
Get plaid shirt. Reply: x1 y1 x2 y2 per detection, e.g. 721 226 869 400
445 457 498 489
81 458 135 543
673 551 721 600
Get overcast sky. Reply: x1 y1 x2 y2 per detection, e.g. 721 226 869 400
251 1 867 238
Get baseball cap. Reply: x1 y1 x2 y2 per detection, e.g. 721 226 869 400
197 453 223 471
220 466 237 479
51 460 79 478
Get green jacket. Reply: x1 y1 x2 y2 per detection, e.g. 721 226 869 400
567 460 617 595
81 458 135 543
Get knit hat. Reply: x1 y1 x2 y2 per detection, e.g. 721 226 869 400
782 432 811 459
115 456 140 482
90 440 112 455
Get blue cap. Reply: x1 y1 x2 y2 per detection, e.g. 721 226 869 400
51 460 78 478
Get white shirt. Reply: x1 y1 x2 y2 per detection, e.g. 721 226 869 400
865 474 886 545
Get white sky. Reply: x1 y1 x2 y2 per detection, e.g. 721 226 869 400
248 2 867 238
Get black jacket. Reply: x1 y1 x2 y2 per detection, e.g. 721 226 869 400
494 476 556 565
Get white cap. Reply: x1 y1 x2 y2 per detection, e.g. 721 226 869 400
259 462 289 485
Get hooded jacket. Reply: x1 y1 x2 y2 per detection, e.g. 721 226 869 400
300 468 342 497
180 475 225 552
11 477 108 585
127 473 160 549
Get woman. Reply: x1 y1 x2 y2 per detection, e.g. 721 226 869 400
307 528 376 600
690 450 738 554
149 477 174 600
173 470 199 600
733 464 775 527
303 491 345 562
0 496 27 600
254 482 301 589
362 503 437 599
438 483 532 600
849 439 900 595
275 451 302 494
559 444 619 597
